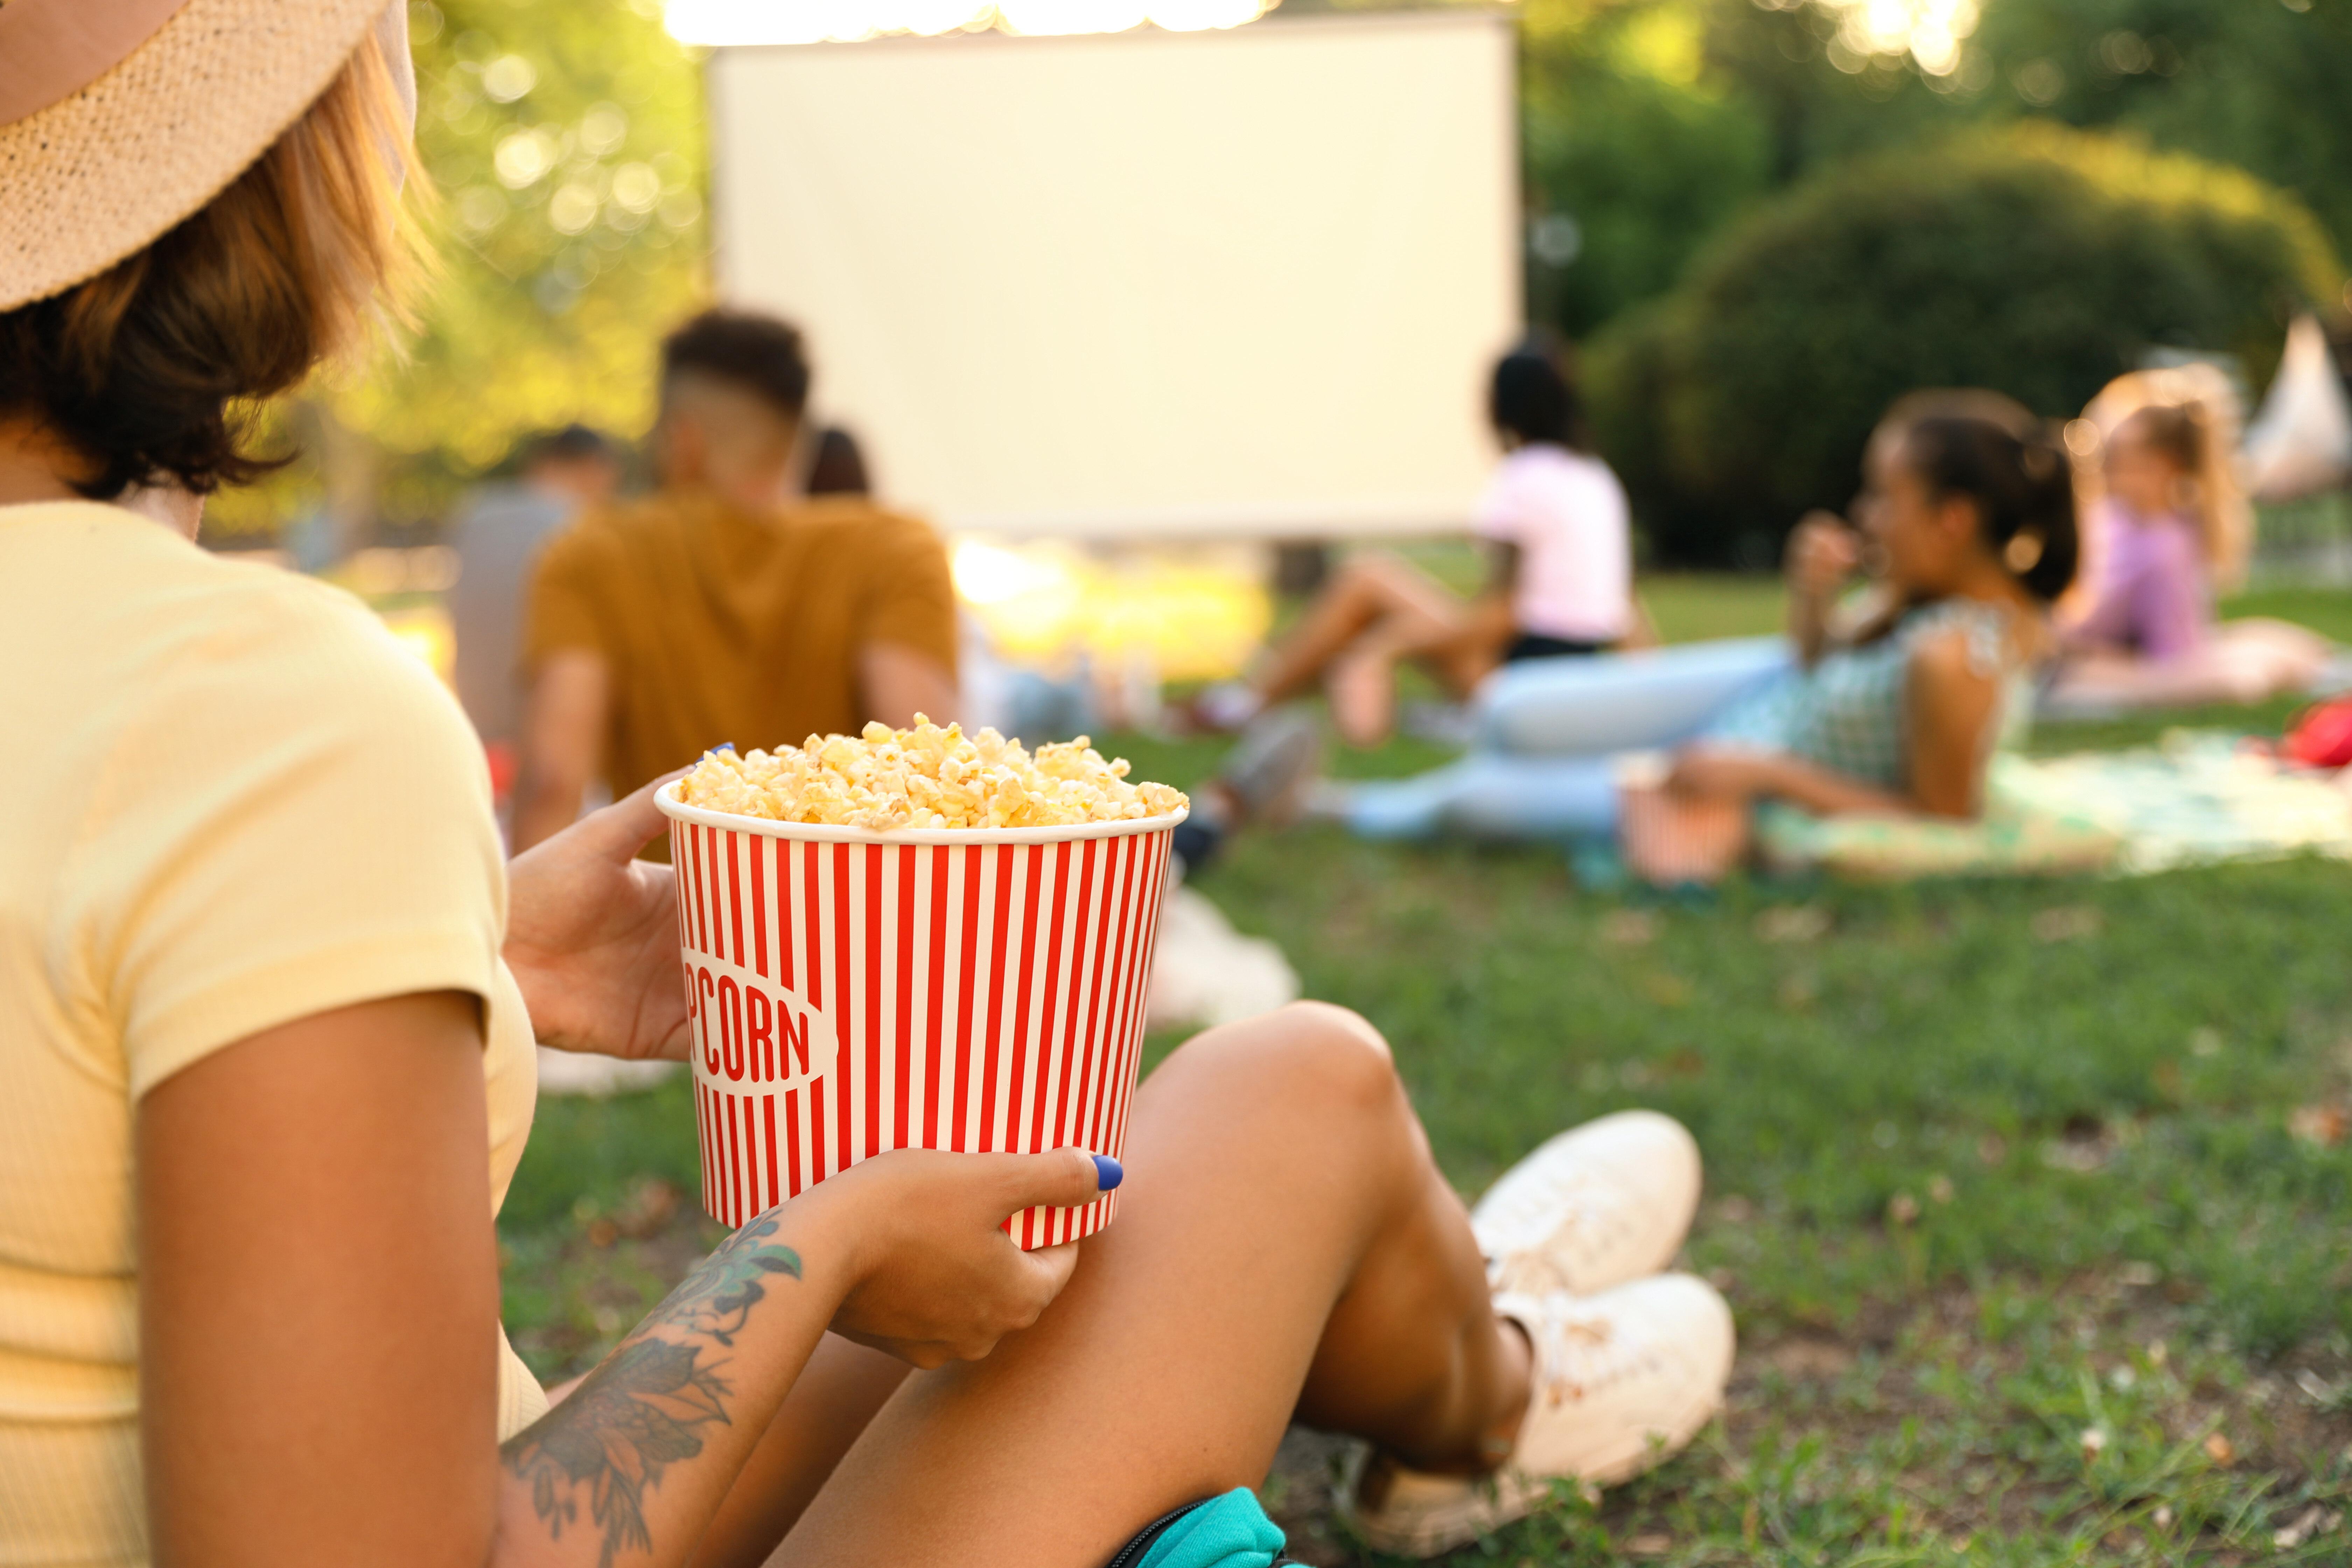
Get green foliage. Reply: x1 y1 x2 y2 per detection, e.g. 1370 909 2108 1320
1517 0 2352 356
215 0 710 539
1969 0 2352 271
1695 0 1975 179
388 0 706 459
1521 2 1777 337
1587 124 2343 564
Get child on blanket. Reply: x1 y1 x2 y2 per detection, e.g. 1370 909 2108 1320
2049 386 2331 714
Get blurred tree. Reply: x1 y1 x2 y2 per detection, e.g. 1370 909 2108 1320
1587 125 2342 564
1699 0 1973 180
1515 0 2352 345
1520 0 1776 337
210 0 708 543
1968 0 2352 270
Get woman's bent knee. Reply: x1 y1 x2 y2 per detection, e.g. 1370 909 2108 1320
1146 1002 1405 1127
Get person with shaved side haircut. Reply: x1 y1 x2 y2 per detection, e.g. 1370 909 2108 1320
513 309 960 849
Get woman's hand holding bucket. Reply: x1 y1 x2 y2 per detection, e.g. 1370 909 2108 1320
803 1146 1123 1367
505 774 694 1062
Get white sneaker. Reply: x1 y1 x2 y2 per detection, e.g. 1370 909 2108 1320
1471 1110 1702 1298
1339 1275 1735 1559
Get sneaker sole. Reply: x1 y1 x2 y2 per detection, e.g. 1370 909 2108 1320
1339 1381 1726 1559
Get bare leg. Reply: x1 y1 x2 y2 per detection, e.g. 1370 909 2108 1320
1255 555 1479 709
768 1003 1529 1568
688 1336 910 1568
1328 594 1515 746
2052 619 2333 711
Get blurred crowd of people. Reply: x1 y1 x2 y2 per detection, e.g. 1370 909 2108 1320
442 308 2347 890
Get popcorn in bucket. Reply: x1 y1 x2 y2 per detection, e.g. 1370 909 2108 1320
657 721 1188 1247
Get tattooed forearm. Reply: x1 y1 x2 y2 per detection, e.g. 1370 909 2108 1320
638 1212 803 1346
501 1341 732 1568
500 1211 804 1567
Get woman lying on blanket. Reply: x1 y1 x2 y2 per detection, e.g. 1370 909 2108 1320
2046 377 2332 715
0 7 1728 1567
1665 390 2079 820
1337 391 2082 872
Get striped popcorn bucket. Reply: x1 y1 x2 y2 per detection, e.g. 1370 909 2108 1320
657 784 1183 1247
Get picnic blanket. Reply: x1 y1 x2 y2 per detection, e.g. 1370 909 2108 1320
1757 731 2352 880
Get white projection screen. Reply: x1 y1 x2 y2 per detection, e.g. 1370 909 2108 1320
707 12 1521 539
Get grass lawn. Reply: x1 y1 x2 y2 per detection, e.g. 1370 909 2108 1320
500 576 2352 1566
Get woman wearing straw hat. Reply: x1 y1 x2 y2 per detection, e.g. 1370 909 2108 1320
0 5 1728 1564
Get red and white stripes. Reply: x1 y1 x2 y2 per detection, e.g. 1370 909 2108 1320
671 817 1175 1247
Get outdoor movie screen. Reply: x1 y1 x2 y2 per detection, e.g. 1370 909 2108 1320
707 11 1519 539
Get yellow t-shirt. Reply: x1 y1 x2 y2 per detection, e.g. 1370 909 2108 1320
0 502 547 1567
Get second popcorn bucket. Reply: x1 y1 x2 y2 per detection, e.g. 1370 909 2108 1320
658 762 1183 1248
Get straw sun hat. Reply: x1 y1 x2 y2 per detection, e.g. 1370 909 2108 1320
0 0 415 313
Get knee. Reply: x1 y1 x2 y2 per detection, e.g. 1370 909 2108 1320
1167 1001 1405 1125
1335 552 1409 593
1273 1000 1394 1070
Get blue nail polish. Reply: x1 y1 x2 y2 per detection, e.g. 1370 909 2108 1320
713 741 736 752
1090 1154 1124 1191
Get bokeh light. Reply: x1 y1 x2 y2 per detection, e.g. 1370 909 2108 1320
953 540 1270 682
1758 0 1982 77
664 0 1275 47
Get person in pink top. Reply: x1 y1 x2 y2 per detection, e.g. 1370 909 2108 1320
2066 403 2222 661
2051 396 2332 713
1192 340 1642 746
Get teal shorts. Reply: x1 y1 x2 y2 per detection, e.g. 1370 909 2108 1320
1102 1488 1287 1568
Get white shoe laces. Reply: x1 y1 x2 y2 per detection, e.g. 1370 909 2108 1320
1479 1168 1638 1291
1512 1297 1672 1412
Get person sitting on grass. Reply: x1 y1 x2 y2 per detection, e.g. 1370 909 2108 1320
0 8 1730 1567
511 308 961 851
1193 339 1639 748
2048 386 2332 715
1332 391 2082 869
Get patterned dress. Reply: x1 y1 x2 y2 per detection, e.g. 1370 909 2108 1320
1704 598 2035 792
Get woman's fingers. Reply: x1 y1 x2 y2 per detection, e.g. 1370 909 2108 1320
992 1147 1118 1223
1790 522 1860 599
819 1148 1118 1364
1016 1241 1084 1312
567 769 692 861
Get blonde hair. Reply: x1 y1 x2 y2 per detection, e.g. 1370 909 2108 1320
2082 368 2253 593
0 31 427 498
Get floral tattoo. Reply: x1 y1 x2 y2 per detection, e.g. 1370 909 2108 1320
500 1213 802 1567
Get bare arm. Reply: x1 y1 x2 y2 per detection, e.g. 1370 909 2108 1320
512 649 608 851
858 641 959 729
1617 596 1661 652
139 994 502 1567
140 993 1107 1568
1900 628 2002 820
1666 747 1915 818
1783 512 1862 667
1483 539 1522 600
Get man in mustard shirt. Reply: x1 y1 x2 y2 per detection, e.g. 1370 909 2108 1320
513 309 961 849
